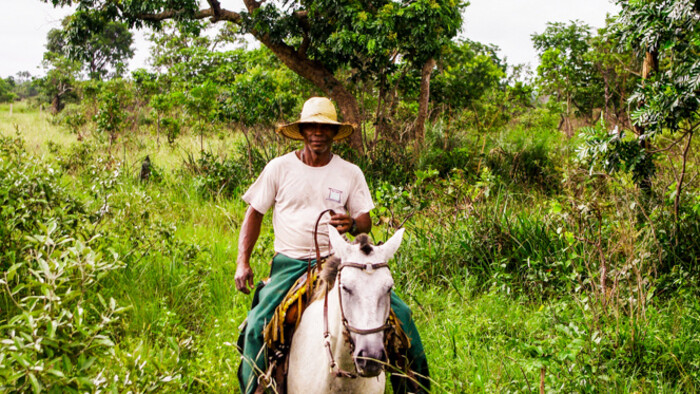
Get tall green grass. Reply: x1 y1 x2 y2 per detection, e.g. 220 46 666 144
1 105 699 392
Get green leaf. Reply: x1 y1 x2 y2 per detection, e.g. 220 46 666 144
28 372 41 393
62 354 73 372
47 369 66 378
6 263 22 281
78 356 96 372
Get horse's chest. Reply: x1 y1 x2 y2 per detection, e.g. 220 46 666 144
328 374 386 393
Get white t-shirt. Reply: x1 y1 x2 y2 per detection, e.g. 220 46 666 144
242 152 375 259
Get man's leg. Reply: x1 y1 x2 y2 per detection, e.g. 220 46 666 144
238 255 311 394
390 292 430 393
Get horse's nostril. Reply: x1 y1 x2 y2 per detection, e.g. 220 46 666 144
356 348 386 367
356 350 368 368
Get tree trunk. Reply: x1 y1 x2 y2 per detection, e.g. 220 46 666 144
332 89 363 151
374 80 388 145
636 49 658 193
51 95 62 114
413 58 436 152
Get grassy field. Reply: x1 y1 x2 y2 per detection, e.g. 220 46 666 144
2 104 699 393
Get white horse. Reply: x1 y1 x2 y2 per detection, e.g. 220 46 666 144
287 225 405 393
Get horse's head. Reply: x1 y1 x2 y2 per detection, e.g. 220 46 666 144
327 225 405 377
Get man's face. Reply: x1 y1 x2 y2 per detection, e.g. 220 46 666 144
300 123 339 154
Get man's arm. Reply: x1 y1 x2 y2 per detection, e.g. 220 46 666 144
235 206 264 294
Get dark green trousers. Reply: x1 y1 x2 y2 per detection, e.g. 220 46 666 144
237 254 430 393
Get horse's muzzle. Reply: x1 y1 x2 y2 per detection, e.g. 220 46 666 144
354 349 387 377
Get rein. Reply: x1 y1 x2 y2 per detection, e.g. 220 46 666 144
309 209 335 301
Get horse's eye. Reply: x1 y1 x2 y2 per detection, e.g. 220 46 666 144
341 285 353 295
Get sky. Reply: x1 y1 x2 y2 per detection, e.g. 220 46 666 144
0 0 620 79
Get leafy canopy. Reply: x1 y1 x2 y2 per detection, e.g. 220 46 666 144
47 13 134 80
41 0 464 95
431 39 506 111
532 21 604 118
613 0 700 137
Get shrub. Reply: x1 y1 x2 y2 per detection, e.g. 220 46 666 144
416 119 479 178
161 117 183 145
484 127 563 194
46 141 96 173
0 135 126 392
335 140 416 186
182 150 248 199
57 103 87 137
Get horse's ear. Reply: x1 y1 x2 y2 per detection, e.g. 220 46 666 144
379 228 405 261
328 224 352 259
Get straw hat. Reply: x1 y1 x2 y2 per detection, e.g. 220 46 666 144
276 97 354 141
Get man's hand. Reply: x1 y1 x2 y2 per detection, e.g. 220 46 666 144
330 212 354 234
236 207 264 295
235 262 255 294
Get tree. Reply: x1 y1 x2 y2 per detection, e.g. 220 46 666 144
94 79 134 153
532 21 605 132
431 39 507 114
143 22 313 149
612 0 700 219
11 72 40 100
184 80 219 151
0 78 17 103
39 52 81 114
149 90 186 146
587 18 639 128
42 0 465 152
147 21 216 78
47 14 134 80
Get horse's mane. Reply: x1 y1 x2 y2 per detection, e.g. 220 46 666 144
312 234 374 301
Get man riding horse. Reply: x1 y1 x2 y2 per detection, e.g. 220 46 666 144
235 97 429 393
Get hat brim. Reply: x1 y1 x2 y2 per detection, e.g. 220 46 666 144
276 121 354 141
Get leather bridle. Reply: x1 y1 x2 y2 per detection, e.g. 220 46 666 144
312 210 392 378
322 261 392 378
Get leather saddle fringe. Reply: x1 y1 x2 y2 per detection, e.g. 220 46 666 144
263 265 320 347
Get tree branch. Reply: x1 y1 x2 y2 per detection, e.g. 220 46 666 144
207 0 222 20
243 0 262 13
293 10 309 29
674 130 694 229
136 7 241 24
649 129 692 153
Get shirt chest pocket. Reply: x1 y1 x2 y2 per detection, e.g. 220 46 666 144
324 182 351 206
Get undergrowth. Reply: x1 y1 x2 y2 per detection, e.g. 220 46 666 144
1 103 700 392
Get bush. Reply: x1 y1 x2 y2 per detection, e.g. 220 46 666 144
0 135 126 392
335 140 416 187
182 150 248 199
484 127 563 194
416 119 479 178
161 117 183 145
46 141 96 173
